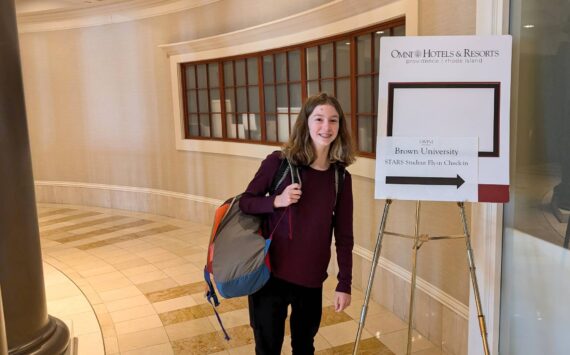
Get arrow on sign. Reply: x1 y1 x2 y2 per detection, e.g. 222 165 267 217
386 174 465 188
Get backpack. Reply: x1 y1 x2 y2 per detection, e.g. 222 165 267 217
203 157 345 340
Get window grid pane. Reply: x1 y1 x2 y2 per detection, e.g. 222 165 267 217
181 20 405 153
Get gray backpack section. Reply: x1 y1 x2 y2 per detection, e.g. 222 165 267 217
212 196 266 282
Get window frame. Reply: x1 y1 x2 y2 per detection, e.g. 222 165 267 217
179 18 406 158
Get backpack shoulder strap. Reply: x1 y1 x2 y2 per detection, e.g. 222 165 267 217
334 164 346 208
269 157 299 195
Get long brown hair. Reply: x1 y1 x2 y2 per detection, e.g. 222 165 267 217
282 93 356 167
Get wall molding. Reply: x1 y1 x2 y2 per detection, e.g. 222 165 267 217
353 244 469 320
35 178 468 322
35 180 222 206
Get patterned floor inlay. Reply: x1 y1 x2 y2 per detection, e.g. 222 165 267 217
38 203 442 354
53 219 154 244
37 207 75 218
158 298 247 326
41 215 128 237
77 225 180 250
40 211 101 226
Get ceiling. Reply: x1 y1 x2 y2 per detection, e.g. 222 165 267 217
15 0 135 14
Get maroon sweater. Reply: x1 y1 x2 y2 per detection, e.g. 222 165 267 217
239 151 354 294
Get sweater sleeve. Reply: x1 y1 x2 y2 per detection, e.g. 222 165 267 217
333 171 354 294
239 151 282 215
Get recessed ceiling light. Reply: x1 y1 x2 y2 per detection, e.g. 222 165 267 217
376 31 385 34
345 42 350 45
523 24 535 28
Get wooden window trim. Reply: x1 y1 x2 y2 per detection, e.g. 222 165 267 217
180 18 405 155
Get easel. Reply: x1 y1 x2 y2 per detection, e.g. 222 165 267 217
352 199 490 355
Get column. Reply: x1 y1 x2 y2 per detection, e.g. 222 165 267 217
0 1 70 354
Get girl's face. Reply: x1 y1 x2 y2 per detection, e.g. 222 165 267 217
308 104 340 151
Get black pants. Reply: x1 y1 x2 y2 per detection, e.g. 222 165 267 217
248 277 322 355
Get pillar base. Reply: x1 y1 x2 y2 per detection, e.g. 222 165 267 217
9 316 69 355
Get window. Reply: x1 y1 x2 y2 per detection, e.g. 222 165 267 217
181 20 405 156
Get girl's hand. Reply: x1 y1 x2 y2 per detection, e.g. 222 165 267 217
274 183 302 208
334 291 351 312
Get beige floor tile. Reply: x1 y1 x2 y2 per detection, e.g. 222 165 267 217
228 343 256 354
113 257 152 271
86 270 130 285
121 264 160 277
152 295 198 314
379 329 435 355
152 257 189 270
77 264 118 278
344 298 389 320
136 278 179 294
115 314 163 335
164 317 215 341
67 311 102 336
161 263 202 277
127 270 169 285
106 295 151 312
122 342 174 355
104 336 120 354
92 278 135 293
412 346 443 355
117 327 170 353
364 310 408 337
110 304 157 324
318 320 372 347
95 310 114 328
47 295 93 317
76 331 106 355
207 308 250 331
44 280 83 300
100 286 143 302
169 270 204 285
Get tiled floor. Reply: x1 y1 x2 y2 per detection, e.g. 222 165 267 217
39 203 442 355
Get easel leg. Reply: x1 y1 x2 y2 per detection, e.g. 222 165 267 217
458 202 491 355
352 199 392 355
406 201 422 355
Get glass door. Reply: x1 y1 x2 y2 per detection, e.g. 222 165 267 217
501 1 570 354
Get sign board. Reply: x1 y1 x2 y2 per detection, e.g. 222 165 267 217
375 35 512 202
377 137 478 202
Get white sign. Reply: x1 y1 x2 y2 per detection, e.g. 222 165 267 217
376 137 478 202
375 35 512 202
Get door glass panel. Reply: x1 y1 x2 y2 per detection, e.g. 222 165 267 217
263 55 274 84
276 53 287 83
501 1 570 354
320 43 334 78
208 63 219 87
185 65 196 89
247 58 258 85
235 60 246 85
357 34 372 74
336 40 350 77
224 61 234 86
288 50 301 82
306 46 318 80
264 86 276 113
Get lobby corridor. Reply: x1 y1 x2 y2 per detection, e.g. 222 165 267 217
39 203 441 355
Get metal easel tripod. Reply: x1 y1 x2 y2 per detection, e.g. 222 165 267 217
352 200 490 355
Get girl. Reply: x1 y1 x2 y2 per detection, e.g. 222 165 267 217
239 93 356 354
